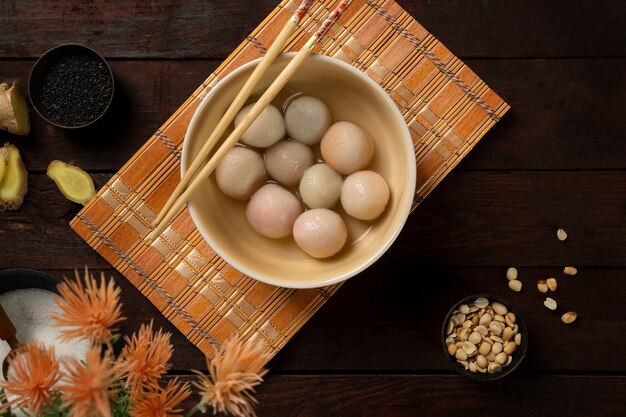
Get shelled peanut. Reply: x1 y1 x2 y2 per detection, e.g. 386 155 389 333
445 297 522 375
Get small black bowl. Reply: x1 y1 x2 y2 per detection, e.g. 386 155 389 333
442 293 528 381
28 44 114 129
0 268 62 294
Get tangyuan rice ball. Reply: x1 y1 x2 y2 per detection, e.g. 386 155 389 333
293 208 348 258
284 96 332 145
341 170 390 221
215 146 267 200
320 121 374 175
265 139 314 187
235 102 285 148
246 184 302 239
299 163 343 209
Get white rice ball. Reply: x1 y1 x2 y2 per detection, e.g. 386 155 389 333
299 163 343 209
235 102 285 148
215 146 267 200
284 96 332 145
246 183 302 239
265 139 314 187
293 208 348 258
341 170 390 221
320 121 374 175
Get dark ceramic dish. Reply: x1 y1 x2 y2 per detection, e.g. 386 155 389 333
28 44 114 129
441 293 528 381
0 268 62 295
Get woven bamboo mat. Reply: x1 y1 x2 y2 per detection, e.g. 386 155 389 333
70 0 509 360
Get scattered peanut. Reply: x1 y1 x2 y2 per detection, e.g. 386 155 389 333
547 277 558 292
506 267 518 281
544 297 557 311
564 266 578 276
557 228 568 241
508 279 522 292
446 297 522 375
561 311 577 324
537 279 548 293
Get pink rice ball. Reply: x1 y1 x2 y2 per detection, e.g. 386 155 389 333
341 170 390 221
246 184 302 239
320 121 374 175
215 146 267 200
264 139 314 187
293 208 348 258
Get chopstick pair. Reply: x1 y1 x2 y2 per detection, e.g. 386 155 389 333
148 0 351 241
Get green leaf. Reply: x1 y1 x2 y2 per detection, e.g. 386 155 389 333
111 388 130 417
0 407 17 417
17 408 30 417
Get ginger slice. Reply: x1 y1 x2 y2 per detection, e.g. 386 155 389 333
0 82 30 136
46 160 95 205
0 147 8 183
0 143 28 210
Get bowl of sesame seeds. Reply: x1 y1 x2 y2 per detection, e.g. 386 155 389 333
28 44 114 129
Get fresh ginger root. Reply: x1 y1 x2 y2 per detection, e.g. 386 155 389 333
0 143 28 210
0 82 30 136
47 160 95 205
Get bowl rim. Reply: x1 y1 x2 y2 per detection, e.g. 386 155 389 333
441 293 528 381
183 52 416 289
28 43 115 129
0 268 62 294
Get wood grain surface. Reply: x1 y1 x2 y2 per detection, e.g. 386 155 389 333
0 1 624 416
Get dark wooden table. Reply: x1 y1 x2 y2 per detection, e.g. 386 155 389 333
1 1 625 415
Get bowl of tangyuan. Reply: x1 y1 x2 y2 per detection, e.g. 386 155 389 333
182 53 416 289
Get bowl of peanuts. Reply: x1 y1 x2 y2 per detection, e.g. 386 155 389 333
442 294 528 380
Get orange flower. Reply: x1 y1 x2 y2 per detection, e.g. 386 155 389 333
130 378 191 417
118 321 173 392
51 267 125 348
0 341 62 415
194 336 269 417
57 347 119 417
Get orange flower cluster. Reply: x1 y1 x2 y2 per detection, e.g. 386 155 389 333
58 348 119 417
51 267 125 349
194 337 269 417
0 342 61 415
0 267 267 417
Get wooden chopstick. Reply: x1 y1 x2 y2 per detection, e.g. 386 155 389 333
151 0 314 231
148 0 352 241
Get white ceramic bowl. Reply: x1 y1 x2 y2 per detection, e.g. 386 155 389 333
183 53 416 288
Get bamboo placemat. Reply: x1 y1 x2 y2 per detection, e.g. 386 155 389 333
70 0 509 361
